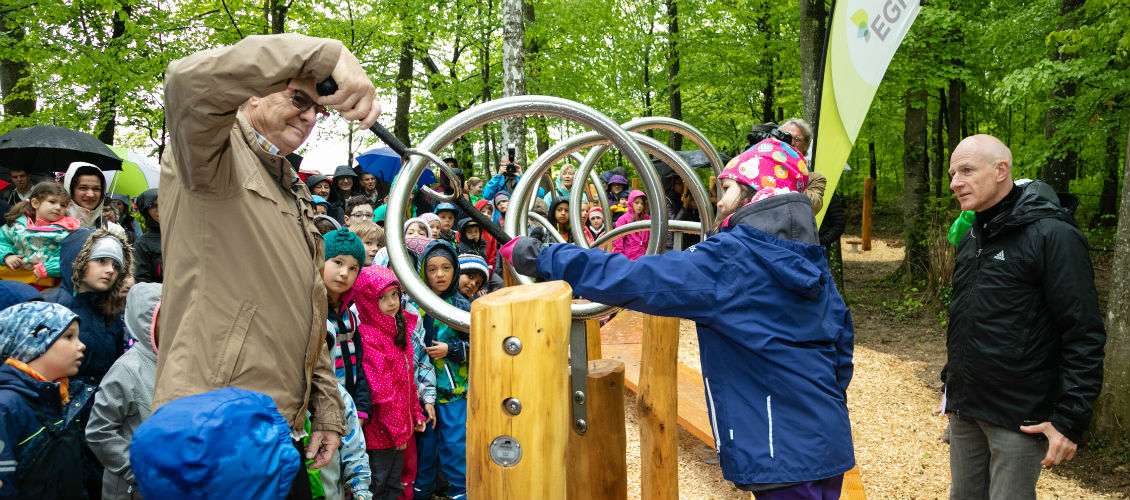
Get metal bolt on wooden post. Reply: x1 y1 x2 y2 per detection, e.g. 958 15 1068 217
469 281 573 500
566 359 628 500
862 177 874 251
638 314 680 500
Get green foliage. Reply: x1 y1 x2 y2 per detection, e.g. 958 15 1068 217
881 287 927 323
0 0 1125 219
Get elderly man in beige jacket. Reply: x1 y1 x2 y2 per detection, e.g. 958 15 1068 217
153 33 380 482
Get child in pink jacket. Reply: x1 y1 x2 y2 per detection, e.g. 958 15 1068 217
612 189 651 260
354 265 427 500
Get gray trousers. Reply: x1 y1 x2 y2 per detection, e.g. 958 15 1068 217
368 448 406 500
949 416 1047 500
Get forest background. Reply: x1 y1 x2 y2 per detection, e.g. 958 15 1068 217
1 0 1128 456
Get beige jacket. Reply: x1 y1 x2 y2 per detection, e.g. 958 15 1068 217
152 34 344 434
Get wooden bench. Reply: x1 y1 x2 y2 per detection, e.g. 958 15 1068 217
600 309 866 500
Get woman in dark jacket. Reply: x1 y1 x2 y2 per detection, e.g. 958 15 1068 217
328 165 360 225
133 188 162 283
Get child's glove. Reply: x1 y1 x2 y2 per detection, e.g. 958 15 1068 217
500 236 548 277
33 262 48 280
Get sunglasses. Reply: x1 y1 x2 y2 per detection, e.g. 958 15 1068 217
286 87 330 119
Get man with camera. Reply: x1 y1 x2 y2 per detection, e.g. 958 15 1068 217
744 119 827 214
482 150 544 203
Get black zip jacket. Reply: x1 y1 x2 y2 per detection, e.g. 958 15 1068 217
943 181 1106 443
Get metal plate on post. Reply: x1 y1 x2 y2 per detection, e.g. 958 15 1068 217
569 319 588 435
489 436 522 467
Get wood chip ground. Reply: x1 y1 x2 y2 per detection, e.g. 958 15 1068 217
616 236 1121 500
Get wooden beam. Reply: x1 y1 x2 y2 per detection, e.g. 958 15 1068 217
862 177 873 251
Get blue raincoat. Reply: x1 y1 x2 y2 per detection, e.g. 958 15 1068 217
129 387 301 500
527 192 855 485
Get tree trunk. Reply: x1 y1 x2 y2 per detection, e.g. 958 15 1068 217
902 88 929 283
1092 119 1130 446
394 33 414 145
933 89 946 199
1041 0 1085 192
758 13 775 123
666 0 682 150
797 0 827 125
0 12 35 118
94 5 129 145
501 0 528 166
265 0 287 34
1097 129 1121 223
946 79 962 152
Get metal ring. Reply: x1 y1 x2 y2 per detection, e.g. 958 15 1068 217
386 96 657 332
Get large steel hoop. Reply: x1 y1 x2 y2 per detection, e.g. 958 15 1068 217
385 96 660 332
565 132 715 245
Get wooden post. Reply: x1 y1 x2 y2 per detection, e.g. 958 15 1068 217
566 359 628 500
631 177 640 191
586 318 602 360
862 177 873 251
469 281 573 500
638 314 679 500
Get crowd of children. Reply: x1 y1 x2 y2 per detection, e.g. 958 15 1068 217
0 156 694 500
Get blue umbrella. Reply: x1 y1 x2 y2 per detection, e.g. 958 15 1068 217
355 147 437 187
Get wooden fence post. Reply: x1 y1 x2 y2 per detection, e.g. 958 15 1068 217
586 318 602 360
468 281 572 500
566 359 628 500
862 177 873 251
639 314 680 500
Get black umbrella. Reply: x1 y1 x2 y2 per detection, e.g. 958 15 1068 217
0 125 123 175
650 149 731 180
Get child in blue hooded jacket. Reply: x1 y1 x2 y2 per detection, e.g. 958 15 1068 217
0 301 96 500
411 240 471 500
502 139 855 500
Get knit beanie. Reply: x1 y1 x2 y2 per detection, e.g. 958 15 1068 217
458 253 489 281
323 228 366 266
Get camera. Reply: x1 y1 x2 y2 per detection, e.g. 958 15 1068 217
746 122 793 147
505 144 518 176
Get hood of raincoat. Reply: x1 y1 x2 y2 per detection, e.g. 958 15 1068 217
64 161 108 226
352 265 418 338
0 301 78 363
607 174 629 189
548 197 570 221
304 174 330 192
457 217 481 242
130 387 300 500
329 166 359 203
124 282 161 357
135 188 159 232
0 280 42 311
418 239 460 300
723 191 819 246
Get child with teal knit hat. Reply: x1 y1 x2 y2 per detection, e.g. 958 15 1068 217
319 227 376 500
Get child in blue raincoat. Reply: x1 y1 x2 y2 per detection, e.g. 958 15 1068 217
0 302 95 500
502 139 855 500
